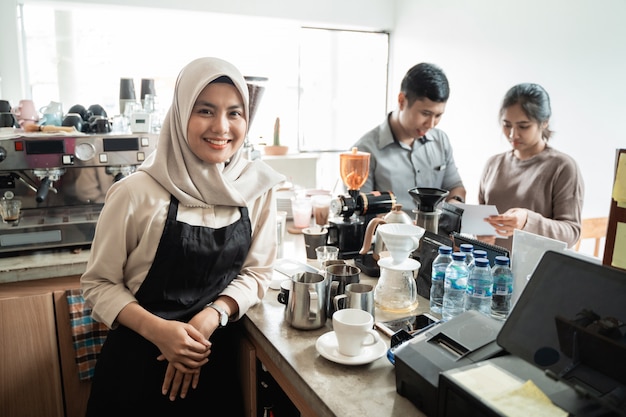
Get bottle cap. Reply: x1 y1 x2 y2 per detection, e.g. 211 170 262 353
460 243 474 253
438 245 452 254
474 258 490 267
473 249 488 258
495 256 510 265
452 252 466 261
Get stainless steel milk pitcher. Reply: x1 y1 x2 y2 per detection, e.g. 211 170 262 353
285 272 327 329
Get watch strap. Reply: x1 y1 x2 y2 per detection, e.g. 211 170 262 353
206 302 228 327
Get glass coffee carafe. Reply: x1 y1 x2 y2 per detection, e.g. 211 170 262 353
373 223 425 313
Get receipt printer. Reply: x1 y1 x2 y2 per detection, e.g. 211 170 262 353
394 310 504 417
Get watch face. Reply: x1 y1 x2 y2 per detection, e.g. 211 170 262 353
208 303 228 327
219 311 228 327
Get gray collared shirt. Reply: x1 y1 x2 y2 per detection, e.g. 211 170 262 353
352 114 464 213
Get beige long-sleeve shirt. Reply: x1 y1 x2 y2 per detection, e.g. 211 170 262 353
81 171 278 328
478 146 584 250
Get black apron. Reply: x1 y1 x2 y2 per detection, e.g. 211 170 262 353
86 197 251 416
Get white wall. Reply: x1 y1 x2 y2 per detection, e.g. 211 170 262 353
2 0 622 222
0 0 395 102
392 0 626 220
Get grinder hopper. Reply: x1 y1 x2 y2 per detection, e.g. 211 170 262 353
408 187 449 234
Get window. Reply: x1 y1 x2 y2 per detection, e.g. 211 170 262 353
298 27 389 151
21 4 388 153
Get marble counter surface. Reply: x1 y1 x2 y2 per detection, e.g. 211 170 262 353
244 227 428 417
245 277 428 417
0 248 90 284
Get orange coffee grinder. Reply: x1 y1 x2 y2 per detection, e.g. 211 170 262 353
327 148 396 259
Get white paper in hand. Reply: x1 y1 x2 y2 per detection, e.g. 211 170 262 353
458 203 499 236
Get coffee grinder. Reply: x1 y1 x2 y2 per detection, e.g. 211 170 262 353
408 187 449 234
327 148 396 259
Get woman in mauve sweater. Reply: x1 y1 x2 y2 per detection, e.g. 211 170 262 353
478 83 584 251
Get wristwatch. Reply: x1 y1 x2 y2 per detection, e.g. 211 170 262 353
206 302 229 328
450 195 465 203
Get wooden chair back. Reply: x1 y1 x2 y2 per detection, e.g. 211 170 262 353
574 217 609 257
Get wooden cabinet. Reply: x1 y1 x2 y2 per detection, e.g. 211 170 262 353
0 276 89 417
0 276 259 417
0 293 65 417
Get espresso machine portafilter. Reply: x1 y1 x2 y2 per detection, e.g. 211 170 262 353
0 134 157 253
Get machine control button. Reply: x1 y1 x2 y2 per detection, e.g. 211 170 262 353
140 137 150 147
0 146 6 162
62 155 74 165
99 154 108 163
137 152 145 161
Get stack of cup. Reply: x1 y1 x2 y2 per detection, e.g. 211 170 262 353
0 100 18 128
276 210 287 258
119 78 137 115
140 78 156 108
12 99 39 127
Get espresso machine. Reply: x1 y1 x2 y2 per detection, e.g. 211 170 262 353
327 148 396 259
0 133 157 254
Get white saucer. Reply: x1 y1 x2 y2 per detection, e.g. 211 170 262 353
315 331 387 365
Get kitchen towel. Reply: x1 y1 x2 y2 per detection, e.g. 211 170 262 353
66 289 109 380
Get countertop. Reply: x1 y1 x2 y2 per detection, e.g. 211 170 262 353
0 224 428 416
245 226 428 417
0 247 90 284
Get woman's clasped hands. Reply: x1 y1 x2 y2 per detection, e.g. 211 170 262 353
153 314 217 401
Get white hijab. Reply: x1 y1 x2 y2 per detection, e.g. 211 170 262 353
139 57 284 207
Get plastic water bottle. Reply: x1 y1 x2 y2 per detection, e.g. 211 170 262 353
442 252 469 320
491 256 514 320
473 249 488 263
430 245 453 314
459 243 474 269
464 258 493 316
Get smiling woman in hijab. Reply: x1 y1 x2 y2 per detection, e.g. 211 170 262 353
81 57 285 416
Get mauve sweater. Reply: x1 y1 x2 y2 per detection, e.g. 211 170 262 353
478 146 584 251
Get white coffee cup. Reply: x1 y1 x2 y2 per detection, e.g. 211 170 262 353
332 308 380 357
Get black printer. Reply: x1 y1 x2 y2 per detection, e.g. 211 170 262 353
396 250 626 417
394 310 505 417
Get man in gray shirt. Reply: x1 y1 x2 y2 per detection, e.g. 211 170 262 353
352 62 465 214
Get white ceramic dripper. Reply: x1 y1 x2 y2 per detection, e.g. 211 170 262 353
375 223 425 264
374 223 425 313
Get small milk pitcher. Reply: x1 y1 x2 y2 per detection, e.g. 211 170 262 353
285 272 327 330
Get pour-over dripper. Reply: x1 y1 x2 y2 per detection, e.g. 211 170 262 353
376 223 425 264
408 187 449 212
408 187 450 233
